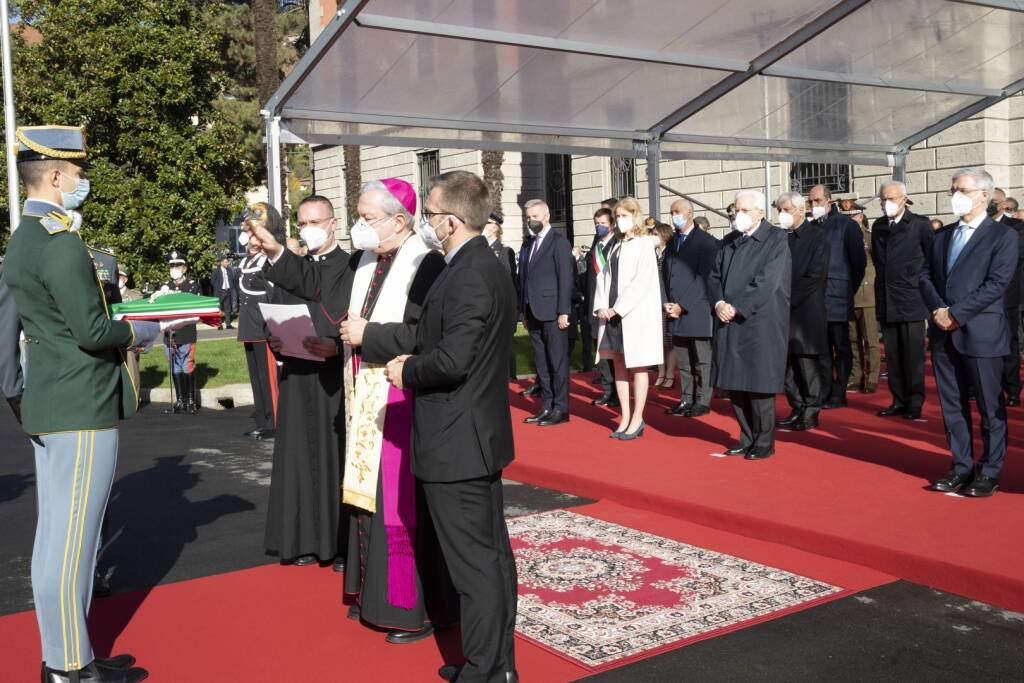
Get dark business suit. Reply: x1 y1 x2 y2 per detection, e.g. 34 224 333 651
212 265 234 327
872 210 933 412
820 206 867 402
784 221 829 421
364 236 518 682
519 227 575 414
662 225 717 408
709 221 791 450
586 233 620 396
997 214 1024 401
490 239 519 377
920 216 1018 481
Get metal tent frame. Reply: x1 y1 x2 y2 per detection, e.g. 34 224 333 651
262 0 1024 219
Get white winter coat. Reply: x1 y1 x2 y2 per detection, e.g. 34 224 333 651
593 235 664 368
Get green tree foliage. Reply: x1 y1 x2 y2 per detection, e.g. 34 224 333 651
2 0 255 287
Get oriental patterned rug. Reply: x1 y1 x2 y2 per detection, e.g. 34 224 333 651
509 510 847 671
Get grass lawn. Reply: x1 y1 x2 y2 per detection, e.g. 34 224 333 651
140 325 588 389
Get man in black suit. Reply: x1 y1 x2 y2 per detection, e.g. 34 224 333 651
775 192 829 432
518 198 575 426
662 198 717 417
809 184 866 408
352 170 519 683
709 190 791 460
0 262 24 423
922 168 1018 498
212 254 235 329
586 207 620 406
872 180 934 420
990 188 1024 406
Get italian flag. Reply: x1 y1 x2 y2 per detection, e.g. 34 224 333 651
111 292 222 328
592 245 606 275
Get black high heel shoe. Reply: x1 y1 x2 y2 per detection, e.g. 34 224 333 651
618 422 645 440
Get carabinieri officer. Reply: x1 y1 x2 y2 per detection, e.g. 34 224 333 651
4 125 158 683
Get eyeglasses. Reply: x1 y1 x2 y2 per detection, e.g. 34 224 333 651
422 210 465 223
947 188 983 196
296 216 333 229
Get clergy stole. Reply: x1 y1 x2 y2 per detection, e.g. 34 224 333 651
342 235 430 609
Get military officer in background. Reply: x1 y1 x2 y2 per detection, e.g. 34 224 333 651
162 251 201 414
237 205 277 440
4 125 162 683
0 259 24 422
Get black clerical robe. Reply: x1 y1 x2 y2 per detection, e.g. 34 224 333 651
263 245 350 562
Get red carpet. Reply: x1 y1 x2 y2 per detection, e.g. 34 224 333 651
0 502 889 682
506 372 1024 611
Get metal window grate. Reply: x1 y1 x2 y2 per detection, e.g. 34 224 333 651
790 162 851 195
417 149 440 204
611 157 636 199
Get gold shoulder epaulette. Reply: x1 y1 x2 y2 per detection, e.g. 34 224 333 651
40 211 73 235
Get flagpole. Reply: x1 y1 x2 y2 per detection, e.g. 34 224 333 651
0 0 19 230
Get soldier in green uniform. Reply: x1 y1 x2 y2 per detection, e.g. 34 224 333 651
3 125 160 683
161 250 201 414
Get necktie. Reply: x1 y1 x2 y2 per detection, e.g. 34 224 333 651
675 232 686 250
530 235 542 261
947 225 969 273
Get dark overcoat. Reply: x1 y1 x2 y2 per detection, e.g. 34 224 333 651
787 221 829 355
661 226 718 339
870 210 933 323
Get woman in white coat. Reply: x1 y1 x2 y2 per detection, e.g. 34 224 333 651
593 197 664 439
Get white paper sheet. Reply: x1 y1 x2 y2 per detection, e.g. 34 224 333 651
258 303 324 362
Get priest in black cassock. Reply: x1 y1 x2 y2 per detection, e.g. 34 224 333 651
250 197 350 568
709 189 791 460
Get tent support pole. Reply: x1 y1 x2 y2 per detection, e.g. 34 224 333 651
264 113 285 233
646 138 661 221
892 152 907 183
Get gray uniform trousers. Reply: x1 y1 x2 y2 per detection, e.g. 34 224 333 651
31 428 118 671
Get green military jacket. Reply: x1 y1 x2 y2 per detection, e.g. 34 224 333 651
853 221 876 309
4 199 139 434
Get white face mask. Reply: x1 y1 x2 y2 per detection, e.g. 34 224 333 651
811 205 828 220
732 211 753 233
418 215 450 251
950 191 974 217
350 217 397 251
238 231 250 247
169 267 184 281
299 225 328 252
884 200 902 218
778 211 794 230
616 216 633 232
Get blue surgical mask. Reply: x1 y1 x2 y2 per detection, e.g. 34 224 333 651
671 214 687 229
59 172 90 210
595 223 609 238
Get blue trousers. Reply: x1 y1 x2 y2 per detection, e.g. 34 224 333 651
31 428 119 670
165 341 195 375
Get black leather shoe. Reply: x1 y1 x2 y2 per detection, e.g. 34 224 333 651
524 409 550 424
903 410 922 420
592 394 617 406
877 404 907 417
347 604 361 621
438 664 461 681
666 402 692 416
776 411 801 427
724 445 749 456
1007 395 1021 407
792 416 819 431
332 557 345 573
43 661 148 683
518 384 541 397
744 447 775 460
687 404 711 417
257 428 276 439
538 410 569 426
94 655 136 671
822 398 847 409
243 429 263 439
92 571 111 599
961 474 999 497
291 554 317 566
929 469 972 493
385 624 435 644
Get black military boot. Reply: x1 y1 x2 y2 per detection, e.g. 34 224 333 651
185 374 198 415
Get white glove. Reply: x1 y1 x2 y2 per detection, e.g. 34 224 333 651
160 317 200 333
149 285 171 303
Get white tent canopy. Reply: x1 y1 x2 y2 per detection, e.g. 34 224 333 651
263 0 1024 217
